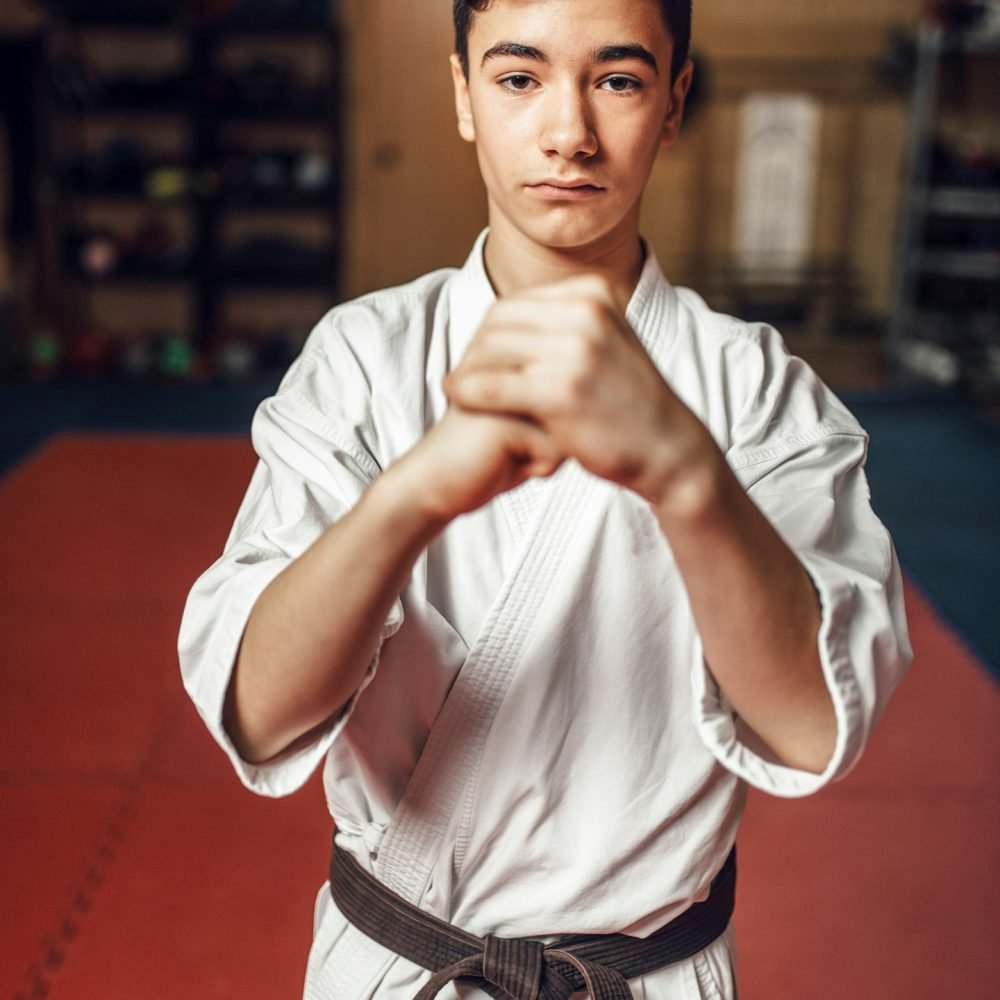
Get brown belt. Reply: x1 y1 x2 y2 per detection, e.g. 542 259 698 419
328 843 736 1000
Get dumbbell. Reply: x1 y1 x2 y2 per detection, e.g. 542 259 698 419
67 328 112 376
28 329 62 378
77 231 122 277
214 331 258 382
157 331 195 379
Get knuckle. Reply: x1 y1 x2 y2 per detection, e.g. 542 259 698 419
486 301 513 325
569 332 600 370
579 274 614 303
550 371 586 412
590 274 614 297
477 375 501 405
567 299 604 334
582 297 617 334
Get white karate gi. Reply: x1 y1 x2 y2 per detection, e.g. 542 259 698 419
178 230 911 1000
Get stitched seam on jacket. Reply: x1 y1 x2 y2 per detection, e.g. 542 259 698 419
729 425 866 473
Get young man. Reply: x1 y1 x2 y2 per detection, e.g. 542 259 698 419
179 1 911 996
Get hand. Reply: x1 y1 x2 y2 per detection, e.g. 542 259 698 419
393 406 564 524
443 275 715 506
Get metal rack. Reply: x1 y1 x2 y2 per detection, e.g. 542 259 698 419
889 25 1000 398
39 4 343 375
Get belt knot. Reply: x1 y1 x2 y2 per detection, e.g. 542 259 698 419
483 934 544 1000
414 934 633 1000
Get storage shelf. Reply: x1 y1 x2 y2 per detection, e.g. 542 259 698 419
942 30 1000 56
917 250 1000 281
214 103 333 125
219 273 337 292
58 99 189 118
926 188 1000 218
68 268 193 285
196 20 335 40
55 12 334 37
219 191 336 212
911 308 997 331
64 186 193 204
59 100 332 125
56 14 180 29
43 4 343 357
890 23 1000 393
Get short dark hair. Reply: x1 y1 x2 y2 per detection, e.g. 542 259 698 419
453 0 692 82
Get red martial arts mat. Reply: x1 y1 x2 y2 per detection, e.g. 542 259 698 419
1 433 997 999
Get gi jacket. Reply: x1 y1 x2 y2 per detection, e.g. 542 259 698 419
179 231 911 999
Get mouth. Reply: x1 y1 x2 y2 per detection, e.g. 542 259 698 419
527 180 605 200
533 178 604 189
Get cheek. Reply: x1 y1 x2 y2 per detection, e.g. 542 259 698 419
477 115 531 179
605 115 663 177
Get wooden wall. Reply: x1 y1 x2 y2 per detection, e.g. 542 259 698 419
339 0 925 316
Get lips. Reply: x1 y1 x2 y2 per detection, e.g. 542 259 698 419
526 179 606 201
533 179 604 190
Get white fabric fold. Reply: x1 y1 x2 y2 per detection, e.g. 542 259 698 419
178 230 911 1000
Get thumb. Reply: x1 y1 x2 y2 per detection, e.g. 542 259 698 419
504 417 565 478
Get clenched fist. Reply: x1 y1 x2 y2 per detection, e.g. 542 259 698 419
443 275 717 509
394 406 564 524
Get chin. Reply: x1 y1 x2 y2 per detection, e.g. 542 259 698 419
521 210 619 253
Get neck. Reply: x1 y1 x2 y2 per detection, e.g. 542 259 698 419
482 210 646 314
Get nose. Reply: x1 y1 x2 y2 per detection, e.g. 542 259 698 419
539 83 598 160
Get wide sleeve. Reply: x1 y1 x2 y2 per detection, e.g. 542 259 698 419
177 332 404 798
691 334 912 798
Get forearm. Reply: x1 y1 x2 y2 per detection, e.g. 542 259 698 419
439 273 838 772
225 460 444 765
653 450 836 775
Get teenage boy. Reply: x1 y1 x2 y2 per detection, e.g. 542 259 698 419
179 1 911 997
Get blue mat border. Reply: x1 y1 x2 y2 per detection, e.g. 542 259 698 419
899 559 999 686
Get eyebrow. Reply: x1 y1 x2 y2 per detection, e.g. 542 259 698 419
594 45 659 75
481 42 548 66
481 41 659 75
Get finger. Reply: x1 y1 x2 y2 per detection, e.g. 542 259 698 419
513 273 616 305
455 327 542 374
445 368 549 418
485 289 628 350
500 289 643 354
456 334 582 385
483 297 600 332
501 416 565 477
467 300 606 363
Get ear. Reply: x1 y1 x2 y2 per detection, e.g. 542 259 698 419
450 53 476 143
659 58 694 150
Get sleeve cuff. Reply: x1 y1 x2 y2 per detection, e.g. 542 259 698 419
179 557 404 798
691 551 866 798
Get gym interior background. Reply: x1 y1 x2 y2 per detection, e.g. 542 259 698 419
0 1 997 999
0 0 997 390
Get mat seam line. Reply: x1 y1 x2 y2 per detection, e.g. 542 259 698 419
13 700 186 1000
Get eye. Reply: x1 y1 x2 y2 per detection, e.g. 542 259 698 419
499 74 538 93
600 75 641 94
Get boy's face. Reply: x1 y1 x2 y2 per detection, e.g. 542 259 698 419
451 0 692 255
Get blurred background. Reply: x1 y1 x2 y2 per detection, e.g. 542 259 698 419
0 1 998 999
0 0 997 395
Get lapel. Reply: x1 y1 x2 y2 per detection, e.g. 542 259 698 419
376 459 592 905
374 236 679 909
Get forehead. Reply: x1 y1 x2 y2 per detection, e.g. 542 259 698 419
467 0 672 56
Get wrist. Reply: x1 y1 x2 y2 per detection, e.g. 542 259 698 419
367 457 452 544
648 438 731 530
